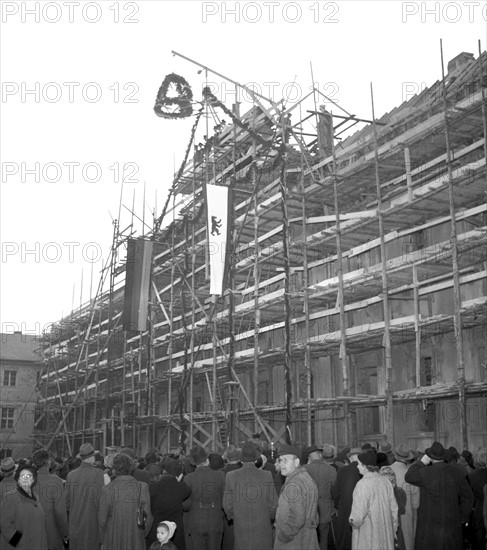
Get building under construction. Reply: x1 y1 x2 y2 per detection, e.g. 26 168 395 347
33 50 486 459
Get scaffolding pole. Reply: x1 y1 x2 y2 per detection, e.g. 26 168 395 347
440 40 467 449
371 83 394 445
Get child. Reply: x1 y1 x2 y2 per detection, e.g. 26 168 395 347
149 521 178 550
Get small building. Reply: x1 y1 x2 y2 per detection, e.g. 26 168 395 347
0 332 43 459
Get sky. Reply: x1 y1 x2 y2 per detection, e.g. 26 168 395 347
1 0 486 335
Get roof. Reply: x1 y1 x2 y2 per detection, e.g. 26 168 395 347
0 333 43 362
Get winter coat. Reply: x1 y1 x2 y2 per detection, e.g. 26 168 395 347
36 466 68 550
65 461 105 550
331 462 361 550
148 474 191 550
223 462 278 550
274 466 319 550
405 460 474 550
0 486 48 550
390 460 419 550
0 476 17 503
98 475 153 550
305 458 337 524
349 471 398 550
183 465 225 535
467 467 486 550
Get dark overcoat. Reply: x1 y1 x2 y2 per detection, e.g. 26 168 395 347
305 458 337 524
330 462 360 550
223 462 278 550
65 461 104 550
467 467 487 550
98 475 152 550
36 466 68 550
183 465 225 535
0 486 48 550
405 460 474 550
147 474 191 550
274 466 319 550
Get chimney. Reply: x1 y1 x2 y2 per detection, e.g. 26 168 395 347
447 52 474 75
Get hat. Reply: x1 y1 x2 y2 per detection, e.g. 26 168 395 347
322 444 337 460
208 453 225 471
379 442 393 454
163 459 183 477
358 450 377 467
119 447 136 459
157 520 177 543
223 445 241 462
425 441 446 461
145 451 157 464
190 446 207 465
348 447 362 457
146 463 161 476
277 444 300 458
0 457 17 474
393 443 414 462
305 445 320 456
77 443 96 460
241 442 261 462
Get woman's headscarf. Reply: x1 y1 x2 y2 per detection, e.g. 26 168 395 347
380 465 397 487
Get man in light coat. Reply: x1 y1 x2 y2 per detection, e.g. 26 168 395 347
274 444 319 550
32 449 69 550
65 443 104 550
223 442 277 550
390 443 419 550
304 445 337 550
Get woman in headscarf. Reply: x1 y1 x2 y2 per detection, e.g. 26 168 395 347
349 451 398 550
380 466 407 550
0 464 48 550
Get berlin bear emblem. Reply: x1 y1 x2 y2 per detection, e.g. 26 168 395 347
211 216 222 236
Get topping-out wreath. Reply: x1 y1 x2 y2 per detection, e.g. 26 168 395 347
154 73 193 119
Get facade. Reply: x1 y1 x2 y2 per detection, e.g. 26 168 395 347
35 51 486 458
0 332 43 459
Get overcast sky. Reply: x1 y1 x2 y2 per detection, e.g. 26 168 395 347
1 0 486 335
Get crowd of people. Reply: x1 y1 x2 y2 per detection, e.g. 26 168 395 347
0 438 486 550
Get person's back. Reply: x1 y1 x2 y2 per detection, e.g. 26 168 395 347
223 443 277 550
331 451 361 550
65 444 104 550
183 447 225 550
405 442 474 550
33 450 69 550
148 460 191 550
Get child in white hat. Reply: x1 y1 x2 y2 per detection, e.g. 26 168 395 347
149 521 177 550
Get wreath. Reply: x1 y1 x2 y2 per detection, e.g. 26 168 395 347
154 73 193 119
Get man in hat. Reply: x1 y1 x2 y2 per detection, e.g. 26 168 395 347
183 445 225 550
65 442 105 550
32 449 69 549
379 441 396 465
390 443 419 550
405 441 474 550
223 441 278 550
274 444 319 550
304 445 337 550
0 457 18 501
331 447 362 550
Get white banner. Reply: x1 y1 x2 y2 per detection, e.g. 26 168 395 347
206 184 229 295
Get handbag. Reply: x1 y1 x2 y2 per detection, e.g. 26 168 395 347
136 484 147 530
